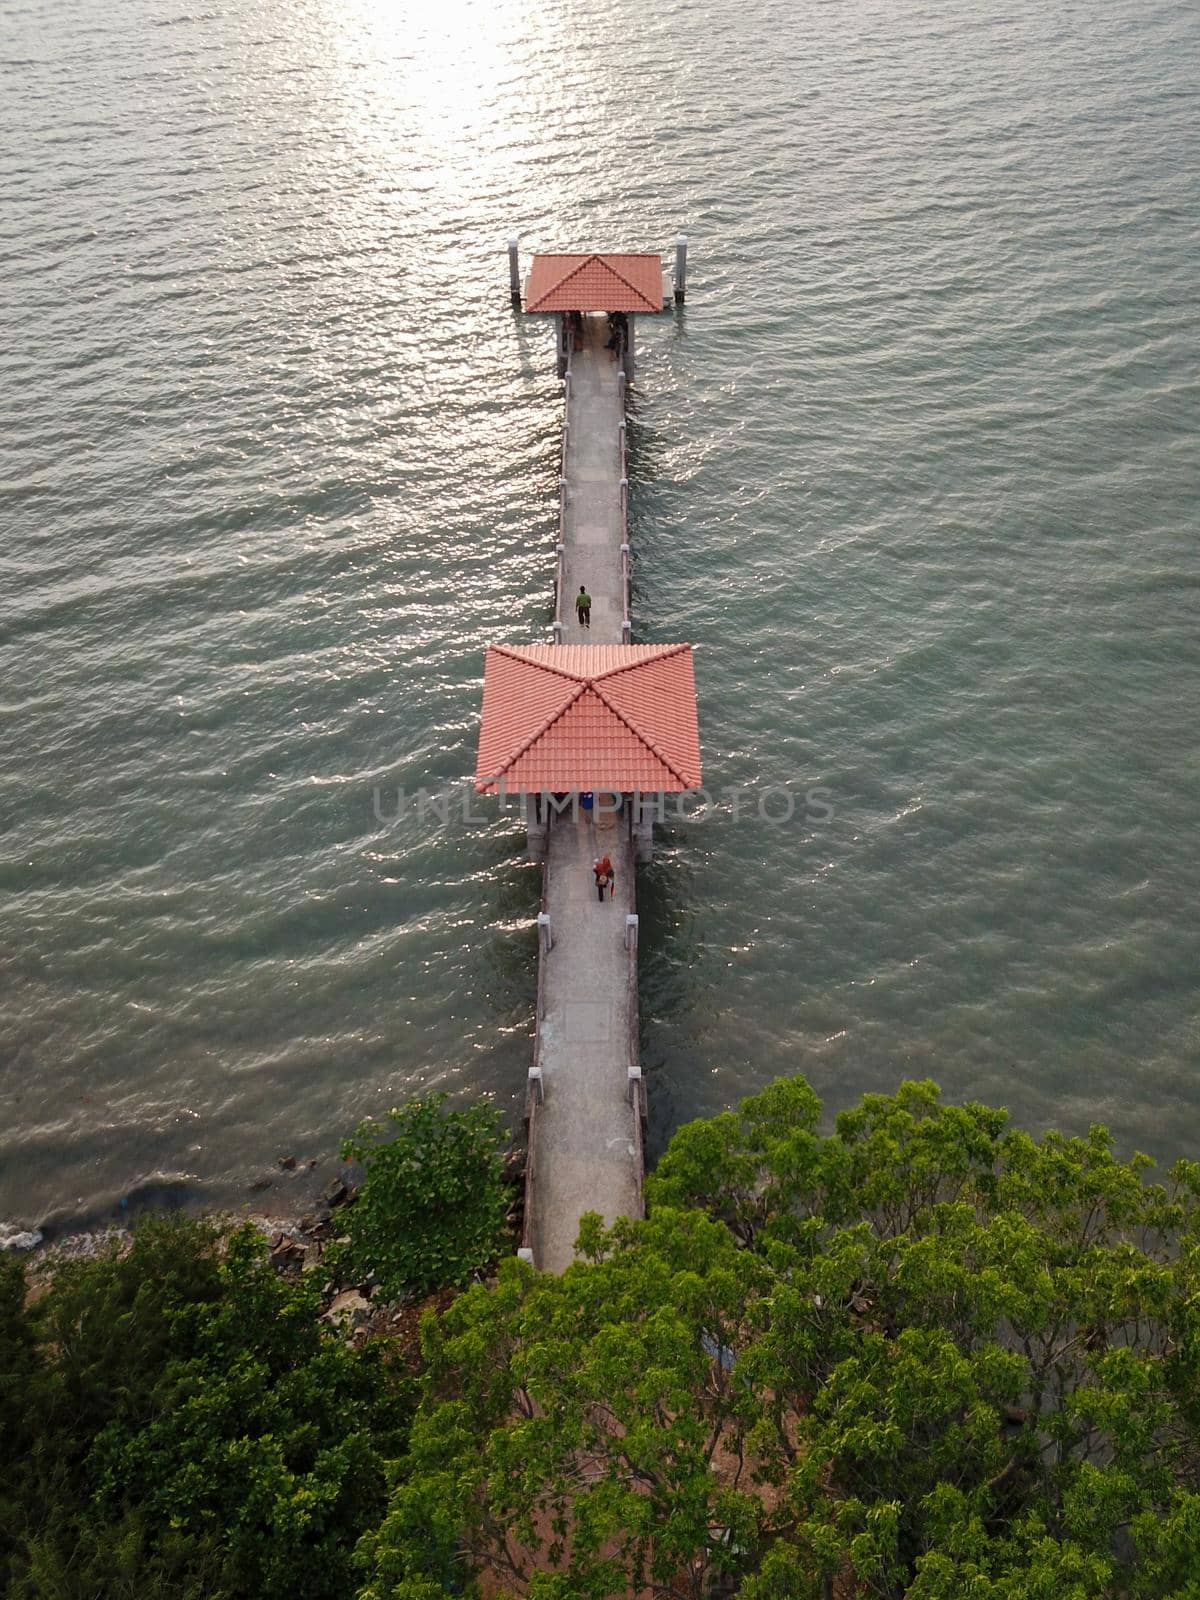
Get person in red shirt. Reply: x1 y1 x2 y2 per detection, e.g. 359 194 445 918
593 855 614 902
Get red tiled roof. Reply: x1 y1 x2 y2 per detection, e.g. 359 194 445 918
525 253 664 313
476 644 701 793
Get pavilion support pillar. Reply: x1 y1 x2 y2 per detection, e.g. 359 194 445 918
631 795 654 863
524 792 547 860
555 313 569 379
622 315 635 382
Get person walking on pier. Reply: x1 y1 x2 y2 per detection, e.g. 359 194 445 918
575 586 591 629
593 855 614 902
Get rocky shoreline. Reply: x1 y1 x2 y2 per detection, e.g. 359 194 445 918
4 1145 527 1341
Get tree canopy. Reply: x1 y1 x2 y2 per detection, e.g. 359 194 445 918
361 1078 1200 1599
3 1217 412 1600
4 1078 1199 1599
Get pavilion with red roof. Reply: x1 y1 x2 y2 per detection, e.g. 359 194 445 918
476 643 701 796
523 250 667 380
524 253 666 314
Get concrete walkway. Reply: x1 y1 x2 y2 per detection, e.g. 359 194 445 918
531 806 638 1271
561 317 624 643
530 314 642 1272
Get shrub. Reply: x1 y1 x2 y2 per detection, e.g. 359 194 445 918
334 1093 509 1299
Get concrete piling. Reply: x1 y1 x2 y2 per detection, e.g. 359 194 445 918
508 235 521 304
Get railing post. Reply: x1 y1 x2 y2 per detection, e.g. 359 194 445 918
621 619 632 643
627 1063 643 1108
625 913 638 952
674 232 688 303
617 369 626 403
528 1065 544 1103
538 912 553 952
517 1246 535 1265
551 621 563 643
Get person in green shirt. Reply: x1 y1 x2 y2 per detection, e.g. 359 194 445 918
575 586 591 628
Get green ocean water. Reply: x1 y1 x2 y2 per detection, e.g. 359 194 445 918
1 0 1198 1232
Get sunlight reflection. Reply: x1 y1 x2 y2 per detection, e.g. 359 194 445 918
326 0 532 210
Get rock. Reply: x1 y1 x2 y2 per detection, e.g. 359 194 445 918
322 1289 370 1329
323 1178 349 1208
277 1155 297 1171
268 1236 305 1274
501 1151 525 1186
247 1176 272 1194
0 1227 43 1253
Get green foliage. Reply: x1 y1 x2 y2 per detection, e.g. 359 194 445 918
361 1077 1200 1600
357 1209 771 1600
3 1216 413 1600
334 1092 509 1299
0 1253 38 1593
7 1080 1200 1600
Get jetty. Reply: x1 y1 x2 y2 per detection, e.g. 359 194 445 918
476 242 700 1271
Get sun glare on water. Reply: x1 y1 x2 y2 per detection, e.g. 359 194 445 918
325 0 533 214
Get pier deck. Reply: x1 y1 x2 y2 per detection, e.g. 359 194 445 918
531 809 638 1271
561 318 625 642
534 315 641 1270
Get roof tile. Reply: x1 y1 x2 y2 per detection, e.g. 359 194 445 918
525 253 664 313
476 644 701 792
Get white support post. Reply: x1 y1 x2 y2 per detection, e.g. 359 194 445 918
527 1065 544 1103
517 1246 535 1265
617 369 626 402
537 912 553 952
551 620 563 643
508 235 521 303
674 232 688 303
621 619 632 643
627 1063 643 1108
625 913 638 952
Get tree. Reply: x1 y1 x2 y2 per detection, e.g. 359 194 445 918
7 1217 412 1600
0 1253 38 1593
361 1078 1200 1599
333 1093 509 1299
